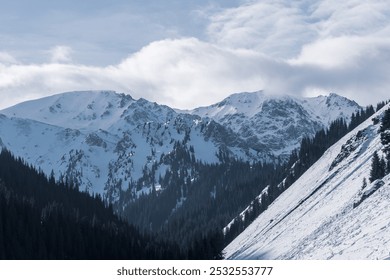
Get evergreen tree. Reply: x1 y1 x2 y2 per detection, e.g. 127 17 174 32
380 157 387 176
379 108 390 175
369 151 385 182
380 109 390 148
376 101 389 112
379 108 390 133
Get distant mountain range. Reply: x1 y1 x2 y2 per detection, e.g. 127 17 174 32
0 90 360 202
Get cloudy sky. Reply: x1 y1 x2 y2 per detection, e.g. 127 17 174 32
1 0 390 109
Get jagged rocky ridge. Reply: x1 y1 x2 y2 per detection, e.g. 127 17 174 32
190 91 360 159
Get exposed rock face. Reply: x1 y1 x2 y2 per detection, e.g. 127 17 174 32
191 91 360 159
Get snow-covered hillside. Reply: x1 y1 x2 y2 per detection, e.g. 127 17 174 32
224 104 390 260
0 91 260 201
190 91 360 158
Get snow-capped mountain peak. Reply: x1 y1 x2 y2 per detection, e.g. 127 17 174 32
0 90 261 199
190 91 361 159
196 90 267 119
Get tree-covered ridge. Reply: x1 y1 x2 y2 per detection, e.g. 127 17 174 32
123 158 282 250
0 149 220 259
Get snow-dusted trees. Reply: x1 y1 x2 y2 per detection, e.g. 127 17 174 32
380 108 390 174
380 108 390 146
365 107 390 184
349 105 375 131
380 107 390 132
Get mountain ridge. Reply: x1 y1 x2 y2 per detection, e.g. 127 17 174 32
0 90 360 201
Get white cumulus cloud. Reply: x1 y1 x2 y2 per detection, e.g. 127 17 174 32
0 38 269 109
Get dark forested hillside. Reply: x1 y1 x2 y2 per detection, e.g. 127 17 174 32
0 149 220 259
122 157 285 253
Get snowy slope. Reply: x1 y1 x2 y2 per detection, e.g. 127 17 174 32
224 104 390 260
190 91 360 159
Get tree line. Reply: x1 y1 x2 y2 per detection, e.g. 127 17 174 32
370 104 390 182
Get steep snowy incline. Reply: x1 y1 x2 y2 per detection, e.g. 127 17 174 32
224 104 390 260
190 91 361 159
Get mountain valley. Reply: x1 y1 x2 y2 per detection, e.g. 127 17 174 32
2 89 387 259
